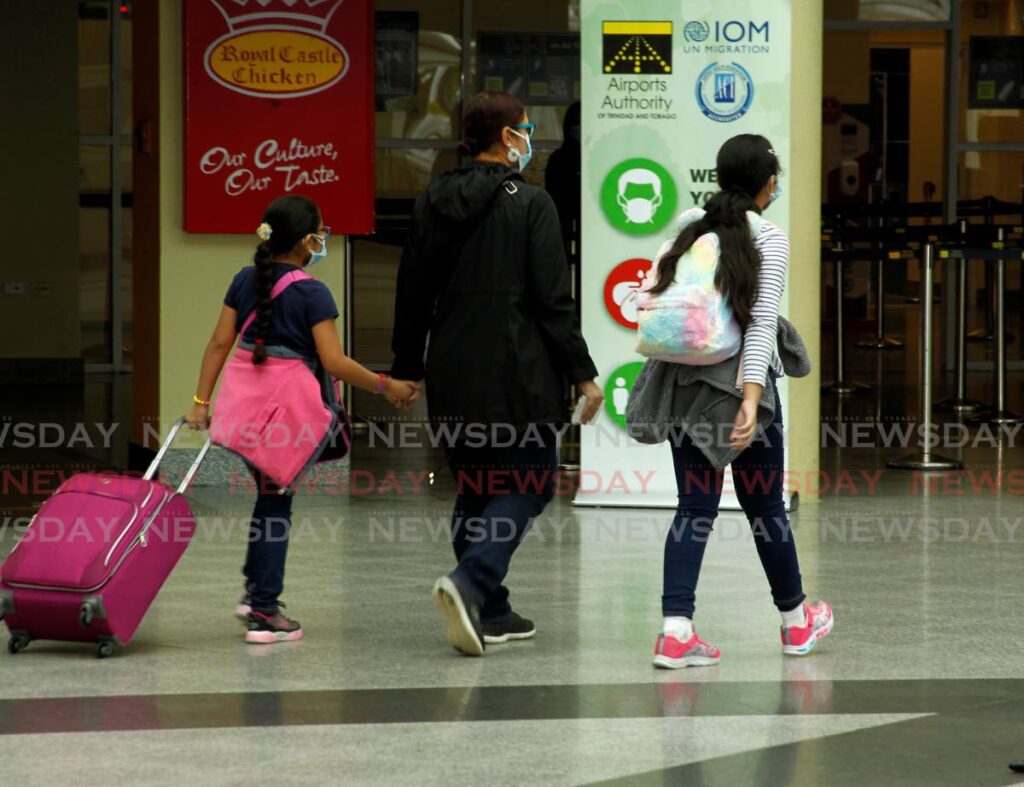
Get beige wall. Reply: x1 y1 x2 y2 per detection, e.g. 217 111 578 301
0 0 80 358
789 0 824 496
157 0 346 440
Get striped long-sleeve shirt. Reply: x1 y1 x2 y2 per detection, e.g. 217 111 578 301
741 218 788 385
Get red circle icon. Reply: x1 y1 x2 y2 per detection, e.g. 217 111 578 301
603 258 653 329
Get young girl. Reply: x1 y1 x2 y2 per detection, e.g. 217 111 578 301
186 195 419 644
633 135 832 668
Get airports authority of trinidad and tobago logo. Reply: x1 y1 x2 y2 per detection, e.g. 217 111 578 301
695 61 754 123
602 21 673 75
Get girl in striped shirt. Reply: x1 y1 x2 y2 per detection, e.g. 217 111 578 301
647 135 834 669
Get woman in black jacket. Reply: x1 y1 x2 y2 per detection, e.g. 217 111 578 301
391 91 602 657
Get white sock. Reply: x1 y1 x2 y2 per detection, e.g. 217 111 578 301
663 616 693 641
781 605 807 629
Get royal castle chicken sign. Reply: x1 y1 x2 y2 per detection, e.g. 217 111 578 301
185 0 374 233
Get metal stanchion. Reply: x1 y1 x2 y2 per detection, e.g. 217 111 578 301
823 242 870 395
936 220 983 412
889 244 963 470
857 216 902 350
970 232 1023 426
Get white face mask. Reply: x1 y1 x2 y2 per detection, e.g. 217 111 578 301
617 195 663 224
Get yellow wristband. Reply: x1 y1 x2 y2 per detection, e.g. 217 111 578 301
193 395 211 406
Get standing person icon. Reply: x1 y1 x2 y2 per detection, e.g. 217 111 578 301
613 376 630 416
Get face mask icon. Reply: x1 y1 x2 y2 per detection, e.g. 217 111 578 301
616 169 664 224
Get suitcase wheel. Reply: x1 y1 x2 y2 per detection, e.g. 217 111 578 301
7 632 30 655
80 596 106 628
96 638 118 659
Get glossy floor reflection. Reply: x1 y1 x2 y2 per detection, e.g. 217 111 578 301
2 303 1024 785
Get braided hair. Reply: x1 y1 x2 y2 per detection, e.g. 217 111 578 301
648 134 780 328
251 195 320 364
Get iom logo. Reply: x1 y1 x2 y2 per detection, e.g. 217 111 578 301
695 62 754 123
683 21 710 42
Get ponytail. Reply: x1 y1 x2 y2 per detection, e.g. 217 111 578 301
648 134 779 329
251 240 274 365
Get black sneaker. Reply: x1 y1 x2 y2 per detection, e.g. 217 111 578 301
245 610 303 644
432 575 485 656
483 612 536 644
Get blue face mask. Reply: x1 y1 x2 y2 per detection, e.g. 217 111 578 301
770 180 782 205
508 129 533 174
306 234 327 268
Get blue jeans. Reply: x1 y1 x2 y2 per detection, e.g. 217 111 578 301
446 429 558 622
242 471 293 614
663 379 805 618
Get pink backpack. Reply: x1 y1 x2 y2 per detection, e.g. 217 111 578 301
210 269 352 492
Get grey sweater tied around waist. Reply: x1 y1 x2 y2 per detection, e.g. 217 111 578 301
624 316 812 470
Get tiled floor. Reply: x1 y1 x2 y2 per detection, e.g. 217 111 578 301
2 303 1024 785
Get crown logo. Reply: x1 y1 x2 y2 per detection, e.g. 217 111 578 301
210 0 344 33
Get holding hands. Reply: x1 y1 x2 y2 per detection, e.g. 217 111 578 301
384 377 422 409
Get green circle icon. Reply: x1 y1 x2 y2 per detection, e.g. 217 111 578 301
600 158 678 235
603 361 645 431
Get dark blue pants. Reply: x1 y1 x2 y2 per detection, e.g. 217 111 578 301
663 380 805 618
447 430 558 622
243 471 293 614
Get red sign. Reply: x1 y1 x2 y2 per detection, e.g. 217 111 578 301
603 258 652 329
184 0 374 234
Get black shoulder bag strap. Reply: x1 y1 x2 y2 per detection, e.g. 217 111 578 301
428 177 519 321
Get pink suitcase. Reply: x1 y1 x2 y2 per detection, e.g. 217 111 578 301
0 418 211 658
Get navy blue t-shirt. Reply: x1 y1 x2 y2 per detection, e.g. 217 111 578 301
223 263 339 359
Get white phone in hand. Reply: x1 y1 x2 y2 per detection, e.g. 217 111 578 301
571 395 589 425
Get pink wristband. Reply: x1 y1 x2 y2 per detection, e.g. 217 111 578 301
375 373 389 395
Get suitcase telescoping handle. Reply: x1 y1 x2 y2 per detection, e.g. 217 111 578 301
143 417 213 494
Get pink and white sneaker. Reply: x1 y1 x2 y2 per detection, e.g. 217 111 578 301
652 632 721 669
245 611 303 644
781 600 834 656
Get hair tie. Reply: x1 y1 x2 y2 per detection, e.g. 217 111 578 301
256 223 273 242
253 338 266 345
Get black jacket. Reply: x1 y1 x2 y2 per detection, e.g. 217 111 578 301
390 162 597 427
